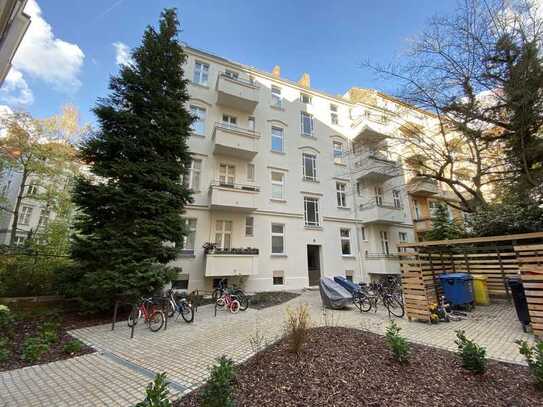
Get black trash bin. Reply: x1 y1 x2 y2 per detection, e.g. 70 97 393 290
507 277 530 332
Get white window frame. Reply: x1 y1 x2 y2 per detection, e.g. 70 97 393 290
271 223 285 255
333 141 344 164
304 197 320 227
361 226 367 241
247 163 255 182
19 205 33 225
392 190 401 209
14 235 25 246
300 112 314 136
182 218 197 252
248 116 256 131
340 228 352 256
218 164 235 186
215 220 232 249
302 153 317 181
336 182 347 208
271 171 285 200
222 114 237 128
185 159 202 191
271 126 284 153
380 231 390 255
330 104 339 125
272 270 284 285
26 182 38 197
271 85 282 108
193 61 209 86
224 69 239 79
190 105 206 136
374 186 383 206
245 216 254 237
413 199 421 220
39 208 49 228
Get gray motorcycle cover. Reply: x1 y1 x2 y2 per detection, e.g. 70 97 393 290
319 277 352 309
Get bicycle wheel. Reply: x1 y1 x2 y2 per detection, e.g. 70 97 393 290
216 297 226 309
385 296 405 318
127 305 140 327
148 310 164 332
166 300 176 318
353 293 372 312
235 294 249 311
212 288 222 302
180 302 194 323
229 300 240 314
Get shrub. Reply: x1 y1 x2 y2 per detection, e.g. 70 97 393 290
455 330 487 373
0 337 10 362
385 321 409 364
248 327 267 357
284 303 311 354
63 339 83 354
39 321 60 345
21 337 49 362
200 356 235 407
134 372 171 407
0 305 14 334
516 339 543 389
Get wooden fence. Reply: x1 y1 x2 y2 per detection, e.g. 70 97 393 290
398 232 543 327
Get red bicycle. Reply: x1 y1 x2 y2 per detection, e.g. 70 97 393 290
127 297 165 332
216 291 240 313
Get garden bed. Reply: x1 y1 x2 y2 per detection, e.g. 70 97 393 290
248 291 300 310
177 326 542 406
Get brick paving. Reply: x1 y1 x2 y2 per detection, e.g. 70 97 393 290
0 291 535 406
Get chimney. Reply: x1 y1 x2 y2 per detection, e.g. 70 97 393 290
298 73 310 88
272 65 281 78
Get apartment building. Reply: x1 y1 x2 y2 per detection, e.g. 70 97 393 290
0 0 30 85
170 46 427 292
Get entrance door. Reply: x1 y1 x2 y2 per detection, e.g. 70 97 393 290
307 245 321 286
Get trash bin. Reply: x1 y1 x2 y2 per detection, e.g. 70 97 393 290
472 274 490 305
438 273 474 309
507 277 530 332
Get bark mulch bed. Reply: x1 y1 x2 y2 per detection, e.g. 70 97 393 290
177 326 542 407
248 291 300 310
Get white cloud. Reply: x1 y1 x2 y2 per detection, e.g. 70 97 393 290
113 41 131 66
0 68 34 106
12 0 85 92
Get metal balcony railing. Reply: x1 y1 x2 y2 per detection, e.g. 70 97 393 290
359 200 403 211
210 180 260 192
214 122 259 137
219 72 258 88
365 252 400 259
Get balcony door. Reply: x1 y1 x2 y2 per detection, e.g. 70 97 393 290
222 114 237 129
215 220 232 249
219 164 235 187
380 231 390 255
374 186 384 206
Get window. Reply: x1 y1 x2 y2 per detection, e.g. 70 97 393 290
271 126 284 152
428 201 441 217
413 199 421 220
271 85 282 108
224 69 239 79
336 182 347 208
271 223 285 254
345 270 354 282
172 277 189 290
398 231 408 253
380 231 390 255
356 181 362 197
273 270 284 285
374 186 383 206
271 171 285 200
184 159 202 191
190 106 206 135
361 226 367 241
248 116 255 131
247 163 255 182
213 278 227 288
245 216 254 236
392 190 401 209
215 220 232 249
333 141 344 164
302 153 317 181
218 164 235 186
300 112 314 136
222 114 237 128
340 228 352 255
14 235 25 246
182 218 197 252
26 182 38 196
19 206 33 225
330 104 339 125
304 197 320 227
300 93 312 104
39 209 49 228
193 61 209 85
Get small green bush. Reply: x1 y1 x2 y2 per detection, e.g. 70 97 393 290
200 356 236 407
21 337 49 362
455 330 487 373
0 337 10 362
0 305 14 333
516 339 543 389
39 321 60 345
134 372 171 407
385 321 409 364
63 339 83 354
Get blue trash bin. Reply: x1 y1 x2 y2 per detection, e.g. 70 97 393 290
438 273 474 308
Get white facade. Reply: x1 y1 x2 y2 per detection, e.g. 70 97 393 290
0 0 30 85
172 47 419 292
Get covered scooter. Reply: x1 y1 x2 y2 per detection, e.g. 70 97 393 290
320 277 352 309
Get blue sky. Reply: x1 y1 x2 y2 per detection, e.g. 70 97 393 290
1 0 457 126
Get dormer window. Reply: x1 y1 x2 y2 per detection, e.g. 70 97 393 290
300 93 312 104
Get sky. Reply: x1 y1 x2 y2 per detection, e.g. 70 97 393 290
0 0 458 126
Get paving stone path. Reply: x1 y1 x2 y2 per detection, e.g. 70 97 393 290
0 291 534 406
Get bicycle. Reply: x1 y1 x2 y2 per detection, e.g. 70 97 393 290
353 281 405 318
212 279 249 311
165 289 194 323
216 291 240 313
127 297 165 332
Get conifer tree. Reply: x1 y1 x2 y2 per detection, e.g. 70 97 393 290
424 204 464 241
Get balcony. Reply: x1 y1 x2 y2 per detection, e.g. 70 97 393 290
205 248 259 277
353 123 390 146
365 253 401 275
209 181 259 211
358 201 406 224
414 218 433 233
216 73 259 112
354 151 401 183
408 176 438 196
213 122 259 159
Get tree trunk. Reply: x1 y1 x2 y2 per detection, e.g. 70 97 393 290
9 169 28 247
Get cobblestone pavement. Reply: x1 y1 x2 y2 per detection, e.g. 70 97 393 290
0 290 534 406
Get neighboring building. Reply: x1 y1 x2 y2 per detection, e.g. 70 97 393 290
171 46 429 293
0 0 30 85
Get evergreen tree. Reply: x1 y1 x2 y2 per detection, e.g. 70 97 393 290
70 9 193 308
424 204 464 241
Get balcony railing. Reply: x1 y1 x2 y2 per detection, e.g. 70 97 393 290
212 122 259 159
209 181 260 211
205 248 259 277
365 252 400 260
408 176 438 196
211 180 260 192
364 254 401 274
353 151 400 182
216 73 259 112
358 201 405 224
359 201 403 211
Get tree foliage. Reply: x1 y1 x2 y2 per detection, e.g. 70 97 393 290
424 203 465 241
69 9 193 308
